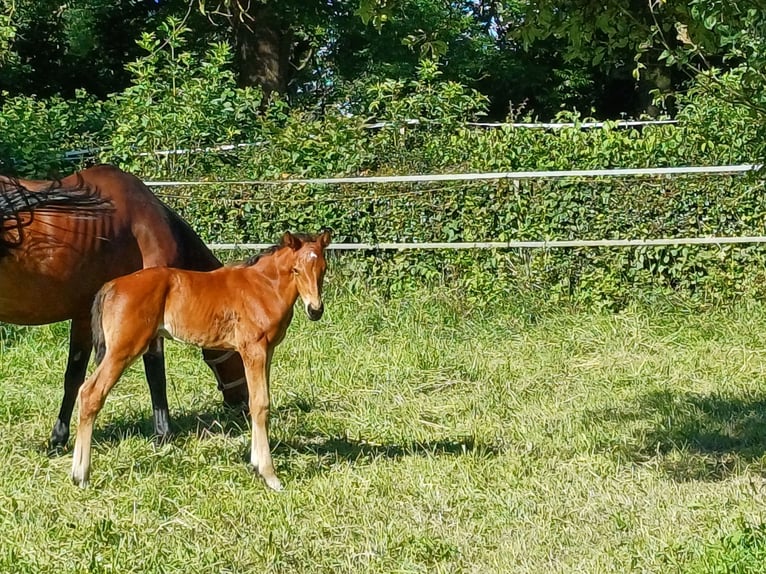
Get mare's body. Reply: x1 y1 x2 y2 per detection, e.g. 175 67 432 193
0 164 247 448
71 231 331 491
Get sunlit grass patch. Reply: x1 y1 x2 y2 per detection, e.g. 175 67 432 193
2 289 766 572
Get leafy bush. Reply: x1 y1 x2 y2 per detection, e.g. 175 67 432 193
101 17 264 178
0 90 105 175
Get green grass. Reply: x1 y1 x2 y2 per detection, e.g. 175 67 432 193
3 287 766 572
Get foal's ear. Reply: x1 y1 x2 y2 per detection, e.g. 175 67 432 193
281 231 301 249
318 229 332 248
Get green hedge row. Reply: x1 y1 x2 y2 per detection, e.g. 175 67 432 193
160 168 766 307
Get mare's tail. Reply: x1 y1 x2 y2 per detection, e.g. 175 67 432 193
90 285 110 365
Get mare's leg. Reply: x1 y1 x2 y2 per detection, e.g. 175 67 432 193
70 354 131 487
202 349 249 408
242 345 282 491
143 337 171 442
50 317 92 449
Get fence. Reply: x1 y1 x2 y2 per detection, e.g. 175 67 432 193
145 163 765 251
61 119 679 161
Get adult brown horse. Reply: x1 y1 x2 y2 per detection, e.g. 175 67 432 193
0 164 248 449
71 230 331 490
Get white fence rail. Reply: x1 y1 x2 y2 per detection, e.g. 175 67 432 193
365 119 679 129
146 164 761 187
206 237 766 251
60 119 678 160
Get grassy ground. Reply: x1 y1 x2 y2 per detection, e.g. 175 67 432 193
2 285 766 573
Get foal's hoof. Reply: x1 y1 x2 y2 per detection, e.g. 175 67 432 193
263 475 284 492
251 464 283 491
71 474 89 489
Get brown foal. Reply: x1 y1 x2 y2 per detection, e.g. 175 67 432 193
71 230 331 490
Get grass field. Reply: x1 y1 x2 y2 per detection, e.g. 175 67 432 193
2 284 766 573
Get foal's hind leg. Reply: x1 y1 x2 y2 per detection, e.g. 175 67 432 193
143 337 171 443
71 353 132 488
50 317 92 450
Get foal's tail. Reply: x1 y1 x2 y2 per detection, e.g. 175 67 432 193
90 284 111 365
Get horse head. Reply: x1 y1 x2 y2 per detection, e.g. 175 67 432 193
281 229 331 321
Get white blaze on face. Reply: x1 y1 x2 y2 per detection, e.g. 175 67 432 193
301 251 320 314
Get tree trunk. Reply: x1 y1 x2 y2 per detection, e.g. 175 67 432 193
639 64 675 117
230 2 291 100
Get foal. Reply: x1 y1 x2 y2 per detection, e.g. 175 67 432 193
71 230 331 491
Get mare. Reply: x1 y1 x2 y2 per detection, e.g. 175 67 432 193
0 164 248 449
70 230 331 490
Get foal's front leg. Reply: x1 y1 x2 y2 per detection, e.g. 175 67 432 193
243 345 282 491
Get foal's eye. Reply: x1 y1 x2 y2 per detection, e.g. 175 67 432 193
292 268 299 275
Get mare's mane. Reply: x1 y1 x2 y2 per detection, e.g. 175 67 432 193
0 174 110 252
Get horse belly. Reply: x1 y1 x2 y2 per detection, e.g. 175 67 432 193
0 259 89 324
0 215 143 325
160 308 237 350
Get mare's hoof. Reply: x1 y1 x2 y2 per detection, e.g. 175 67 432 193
49 423 70 452
152 432 173 447
223 399 249 416
46 443 68 458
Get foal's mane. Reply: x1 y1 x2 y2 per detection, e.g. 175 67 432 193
241 233 319 267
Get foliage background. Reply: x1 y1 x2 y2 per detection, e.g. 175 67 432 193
0 21 764 308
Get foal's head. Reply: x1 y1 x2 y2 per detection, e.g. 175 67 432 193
281 230 331 320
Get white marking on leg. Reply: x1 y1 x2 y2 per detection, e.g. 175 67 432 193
250 422 259 469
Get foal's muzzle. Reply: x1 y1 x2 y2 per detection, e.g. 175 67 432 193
306 302 324 321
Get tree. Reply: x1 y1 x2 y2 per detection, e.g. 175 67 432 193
0 0 208 98
198 0 332 101
0 1 15 64
304 0 626 119
346 0 684 118
513 0 692 115
648 0 766 157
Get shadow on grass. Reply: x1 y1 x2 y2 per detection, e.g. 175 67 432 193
270 434 494 482
589 388 766 481
91 403 250 445
87 398 496 470
273 434 493 461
